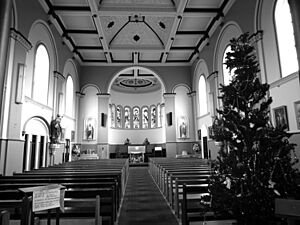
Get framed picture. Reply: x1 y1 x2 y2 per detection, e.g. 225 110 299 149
60 128 65 141
177 116 189 139
84 118 96 140
197 129 201 140
273 105 289 130
71 130 75 142
294 100 300 130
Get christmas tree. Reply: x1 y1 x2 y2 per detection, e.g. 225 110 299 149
209 32 299 224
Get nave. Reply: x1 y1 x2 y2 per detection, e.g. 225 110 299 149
0 157 220 225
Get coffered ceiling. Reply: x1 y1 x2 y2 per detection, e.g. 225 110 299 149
39 0 235 66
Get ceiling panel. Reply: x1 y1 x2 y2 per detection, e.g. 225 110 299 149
139 52 162 61
172 35 201 47
51 0 89 6
71 34 101 46
59 15 95 30
79 50 106 60
111 52 133 61
40 0 234 65
178 16 212 31
186 0 223 8
167 51 191 61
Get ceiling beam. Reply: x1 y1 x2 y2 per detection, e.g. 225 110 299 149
162 0 188 63
87 0 111 63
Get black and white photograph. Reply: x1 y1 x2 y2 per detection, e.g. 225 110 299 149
1 0 300 224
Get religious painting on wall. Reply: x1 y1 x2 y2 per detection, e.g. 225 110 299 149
60 128 65 142
84 117 96 140
150 105 156 128
124 106 131 129
111 104 116 128
142 107 149 129
294 100 300 130
71 130 75 142
177 116 189 139
116 105 122 128
133 107 140 129
273 105 289 130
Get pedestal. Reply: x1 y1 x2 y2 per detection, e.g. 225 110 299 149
49 143 60 166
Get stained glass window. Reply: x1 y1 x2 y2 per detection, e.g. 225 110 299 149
124 106 131 129
116 105 122 128
133 107 140 129
142 107 149 129
150 105 156 128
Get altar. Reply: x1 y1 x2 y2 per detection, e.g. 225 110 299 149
128 145 146 163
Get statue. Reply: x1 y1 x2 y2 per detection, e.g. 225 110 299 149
50 114 62 144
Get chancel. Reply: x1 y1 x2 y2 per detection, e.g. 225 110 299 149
0 0 299 224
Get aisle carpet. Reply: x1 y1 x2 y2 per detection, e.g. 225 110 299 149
117 167 179 225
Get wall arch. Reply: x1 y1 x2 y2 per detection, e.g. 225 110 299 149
107 66 166 94
22 116 50 137
81 84 101 94
24 20 58 107
213 21 243 86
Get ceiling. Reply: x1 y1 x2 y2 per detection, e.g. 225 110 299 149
39 0 235 66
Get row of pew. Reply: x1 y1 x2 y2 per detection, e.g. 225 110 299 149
0 158 129 225
149 157 235 225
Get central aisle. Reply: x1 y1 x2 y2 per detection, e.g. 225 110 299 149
117 166 179 225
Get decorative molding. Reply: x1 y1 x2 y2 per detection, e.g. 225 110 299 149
187 91 196 97
10 28 32 51
75 91 85 98
207 70 218 79
163 92 176 97
269 72 299 89
53 71 65 80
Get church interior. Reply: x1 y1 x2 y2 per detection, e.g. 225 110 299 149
0 0 300 224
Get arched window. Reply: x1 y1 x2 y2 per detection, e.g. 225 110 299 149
33 44 50 104
65 75 74 117
133 107 140 129
150 105 157 128
111 104 116 128
142 106 149 129
124 106 131 129
116 105 122 128
198 75 207 116
222 45 233 86
275 0 298 77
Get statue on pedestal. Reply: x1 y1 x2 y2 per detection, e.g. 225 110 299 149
50 114 62 145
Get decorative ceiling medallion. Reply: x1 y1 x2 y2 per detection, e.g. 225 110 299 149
107 21 115 28
119 78 153 88
133 34 140 42
159 21 166 29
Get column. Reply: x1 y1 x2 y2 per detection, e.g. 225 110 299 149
163 93 176 157
188 91 197 141
97 93 110 159
0 0 12 137
288 0 300 84
24 134 32 171
34 135 40 169
41 136 47 167
75 91 84 143
53 71 60 117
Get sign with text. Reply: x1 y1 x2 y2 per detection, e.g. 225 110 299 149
19 184 65 212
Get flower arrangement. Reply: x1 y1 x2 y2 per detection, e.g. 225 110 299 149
192 143 200 153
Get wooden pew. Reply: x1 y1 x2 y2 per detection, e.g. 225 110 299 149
0 210 9 225
0 196 32 225
0 159 129 225
181 184 235 225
